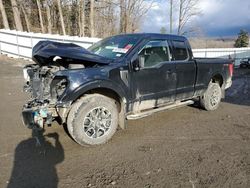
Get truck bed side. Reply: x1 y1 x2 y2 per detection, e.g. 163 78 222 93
194 58 233 97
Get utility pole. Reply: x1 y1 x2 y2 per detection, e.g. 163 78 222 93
170 0 173 34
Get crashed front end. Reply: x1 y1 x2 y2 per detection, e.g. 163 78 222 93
21 40 110 129
22 64 69 129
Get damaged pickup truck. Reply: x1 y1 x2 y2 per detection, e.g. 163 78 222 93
22 33 233 146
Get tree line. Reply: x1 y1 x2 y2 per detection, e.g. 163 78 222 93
0 0 155 38
0 0 202 38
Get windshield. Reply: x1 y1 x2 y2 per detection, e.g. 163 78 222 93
88 35 141 59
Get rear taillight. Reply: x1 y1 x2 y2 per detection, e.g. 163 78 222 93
229 63 234 77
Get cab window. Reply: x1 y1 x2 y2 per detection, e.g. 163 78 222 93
138 40 170 68
172 40 188 61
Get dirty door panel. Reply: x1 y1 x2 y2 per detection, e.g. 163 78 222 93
132 40 176 110
175 61 196 99
172 40 196 100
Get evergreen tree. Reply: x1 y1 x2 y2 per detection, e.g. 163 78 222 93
234 30 249 48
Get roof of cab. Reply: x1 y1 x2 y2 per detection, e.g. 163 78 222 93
114 33 187 41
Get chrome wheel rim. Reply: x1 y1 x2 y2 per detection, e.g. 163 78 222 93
210 88 220 107
83 107 112 139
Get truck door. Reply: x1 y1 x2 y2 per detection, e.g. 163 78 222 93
171 40 196 100
131 40 176 111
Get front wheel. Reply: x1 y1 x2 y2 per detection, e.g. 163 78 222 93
67 94 119 146
200 82 222 111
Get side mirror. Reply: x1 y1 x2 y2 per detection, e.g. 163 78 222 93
133 55 145 71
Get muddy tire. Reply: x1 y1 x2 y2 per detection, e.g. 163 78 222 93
67 94 119 146
200 82 222 111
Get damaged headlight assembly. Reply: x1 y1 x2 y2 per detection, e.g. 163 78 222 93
51 77 68 100
22 76 68 129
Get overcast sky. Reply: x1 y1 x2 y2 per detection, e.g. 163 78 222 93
142 0 250 37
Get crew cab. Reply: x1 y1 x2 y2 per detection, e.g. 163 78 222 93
22 34 233 146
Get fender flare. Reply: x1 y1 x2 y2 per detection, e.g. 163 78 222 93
206 71 225 88
60 79 128 105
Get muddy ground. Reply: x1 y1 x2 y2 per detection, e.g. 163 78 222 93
0 55 250 188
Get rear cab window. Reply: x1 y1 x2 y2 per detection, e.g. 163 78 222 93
172 40 189 61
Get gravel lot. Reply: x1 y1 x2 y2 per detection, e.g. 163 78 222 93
0 55 250 188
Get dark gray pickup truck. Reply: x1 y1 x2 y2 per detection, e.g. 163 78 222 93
22 33 233 146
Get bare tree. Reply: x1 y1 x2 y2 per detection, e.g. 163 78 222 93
56 0 66 35
64 3 70 34
69 0 79 36
119 0 154 34
46 0 52 33
93 0 118 37
36 0 45 33
0 0 10 29
177 0 201 35
89 0 95 37
20 4 31 32
119 0 126 33
79 0 85 36
178 0 183 34
10 0 23 31
1 0 155 37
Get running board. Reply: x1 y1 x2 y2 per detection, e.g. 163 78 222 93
126 100 194 120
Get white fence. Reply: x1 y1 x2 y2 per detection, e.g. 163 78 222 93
0 29 100 60
0 29 250 65
192 48 250 58
193 48 250 65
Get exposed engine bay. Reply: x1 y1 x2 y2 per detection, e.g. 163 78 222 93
22 40 110 129
23 64 69 129
23 63 85 103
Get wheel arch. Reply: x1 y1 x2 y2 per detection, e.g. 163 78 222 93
211 73 224 87
207 73 225 98
63 80 128 104
63 80 128 129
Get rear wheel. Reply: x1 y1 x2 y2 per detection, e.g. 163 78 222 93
200 82 222 111
67 94 119 146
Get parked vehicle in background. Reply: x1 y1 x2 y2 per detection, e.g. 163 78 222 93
240 58 250 68
21 33 234 146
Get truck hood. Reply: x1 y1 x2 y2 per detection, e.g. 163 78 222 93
32 41 111 66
